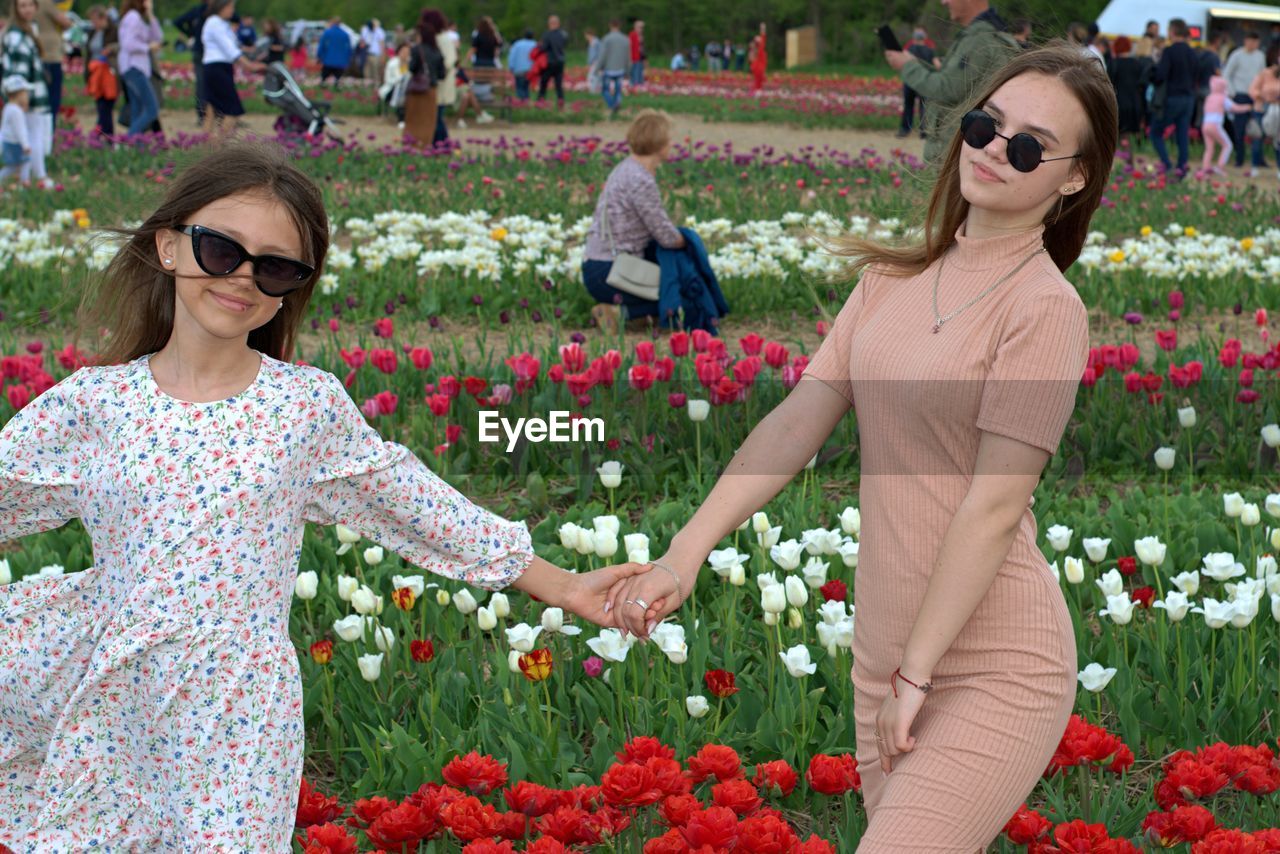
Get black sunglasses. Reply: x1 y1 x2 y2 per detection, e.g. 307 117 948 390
175 224 315 297
960 110 1081 173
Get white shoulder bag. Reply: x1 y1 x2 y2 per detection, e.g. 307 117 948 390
601 199 662 301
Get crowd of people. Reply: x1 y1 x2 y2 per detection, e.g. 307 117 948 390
883 1 1280 181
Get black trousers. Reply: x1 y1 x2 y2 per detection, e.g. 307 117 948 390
538 63 564 101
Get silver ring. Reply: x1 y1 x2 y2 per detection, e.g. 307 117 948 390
633 598 649 609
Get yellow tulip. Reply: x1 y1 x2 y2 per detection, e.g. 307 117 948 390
1109 250 1125 263
1140 225 1152 237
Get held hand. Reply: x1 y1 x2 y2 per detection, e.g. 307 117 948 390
563 562 652 627
608 555 694 639
883 50 912 72
875 674 929 774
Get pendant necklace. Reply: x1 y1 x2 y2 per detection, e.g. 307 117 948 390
931 247 1047 333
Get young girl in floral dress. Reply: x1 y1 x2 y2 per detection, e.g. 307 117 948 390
0 143 645 851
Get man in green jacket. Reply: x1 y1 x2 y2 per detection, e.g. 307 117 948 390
885 0 1021 166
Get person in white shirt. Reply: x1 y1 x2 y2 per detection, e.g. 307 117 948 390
1 76 33 185
362 18 387 82
201 0 266 138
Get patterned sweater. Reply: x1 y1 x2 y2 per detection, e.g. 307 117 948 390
584 157 682 262
1 28 50 112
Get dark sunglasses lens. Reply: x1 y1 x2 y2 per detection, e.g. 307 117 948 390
1008 134 1043 172
962 112 995 149
199 232 245 274
257 256 311 285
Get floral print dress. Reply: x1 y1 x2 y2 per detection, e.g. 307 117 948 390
0 353 534 852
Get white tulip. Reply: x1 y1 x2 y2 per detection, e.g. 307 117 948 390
687 399 710 421
1154 591 1191 621
0 559 9 585
363 545 384 565
453 589 479 614
837 539 860 568
801 557 829 588
728 561 746 586
506 623 543 652
392 575 425 597
508 650 524 673
1241 503 1261 527
351 586 382 616
294 570 318 600
817 600 848 624
1134 536 1167 566
38 564 63 577
838 506 861 537
477 606 498 631
336 574 358 602
756 526 782 549
1100 593 1135 625
1223 492 1245 518
1262 424 1280 448
436 589 451 606
1077 662 1118 692
764 611 779 626
1190 598 1235 629
357 652 383 682
804 453 817 470
1268 575 1280 597
1272 527 1280 550
1048 560 1059 582
1201 553 1245 582
593 515 621 536
816 622 841 657
708 548 747 579
757 571 780 590
1177 406 1196 428
1257 555 1278 579
373 625 395 652
651 622 688 664
586 628 634 662
1082 538 1111 563
1229 596 1258 628
1272 593 1280 623
779 644 817 678
770 539 804 571
624 533 649 556
1171 571 1200 596
1266 495 1280 519
752 511 771 533
333 614 365 642
800 528 842 556
686 695 710 718
1153 447 1176 470
489 592 510 619
336 524 361 544
787 607 804 629
761 584 787 614
573 526 596 555
592 529 619 559
737 516 751 530
784 575 809 608
1046 524 1073 552
1095 568 1124 598
597 461 624 489
1065 556 1086 585
557 522 583 550
540 607 581 636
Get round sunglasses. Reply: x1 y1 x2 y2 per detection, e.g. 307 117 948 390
174 224 315 297
959 110 1081 173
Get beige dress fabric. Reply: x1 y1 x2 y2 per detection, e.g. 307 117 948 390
803 223 1088 851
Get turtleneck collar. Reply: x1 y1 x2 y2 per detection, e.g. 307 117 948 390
948 221 1046 272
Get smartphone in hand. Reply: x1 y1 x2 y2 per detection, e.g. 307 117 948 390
877 25 903 53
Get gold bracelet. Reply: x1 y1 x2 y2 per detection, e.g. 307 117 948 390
649 560 683 601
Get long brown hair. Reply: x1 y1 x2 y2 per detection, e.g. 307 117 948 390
78 143 329 366
8 0 43 59
835 42 1117 278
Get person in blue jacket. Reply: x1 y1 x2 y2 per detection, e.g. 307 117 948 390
317 17 351 88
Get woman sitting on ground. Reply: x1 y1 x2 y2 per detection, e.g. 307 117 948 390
580 109 685 333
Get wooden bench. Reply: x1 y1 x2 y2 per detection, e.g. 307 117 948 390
466 66 515 122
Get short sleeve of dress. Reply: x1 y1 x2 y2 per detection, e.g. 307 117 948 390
800 273 867 405
975 288 1089 456
0 370 88 539
302 372 534 590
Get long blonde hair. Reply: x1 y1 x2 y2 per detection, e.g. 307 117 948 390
835 43 1118 279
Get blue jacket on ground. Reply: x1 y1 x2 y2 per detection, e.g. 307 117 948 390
317 25 352 68
654 227 730 333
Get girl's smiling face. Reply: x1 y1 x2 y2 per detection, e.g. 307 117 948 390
155 191 306 348
958 72 1089 224
15 0 36 23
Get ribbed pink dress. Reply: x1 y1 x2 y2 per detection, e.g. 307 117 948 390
803 222 1088 851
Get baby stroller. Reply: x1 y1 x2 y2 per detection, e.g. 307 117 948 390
262 62 343 138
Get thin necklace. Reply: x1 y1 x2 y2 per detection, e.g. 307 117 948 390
931 247 1047 333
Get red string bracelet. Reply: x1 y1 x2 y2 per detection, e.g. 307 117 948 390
891 667 934 698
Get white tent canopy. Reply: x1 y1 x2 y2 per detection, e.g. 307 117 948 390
1096 0 1280 38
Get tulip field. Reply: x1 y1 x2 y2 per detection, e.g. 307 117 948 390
3 115 1280 852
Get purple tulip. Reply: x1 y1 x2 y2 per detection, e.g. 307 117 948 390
582 656 604 677
1123 312 1144 325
